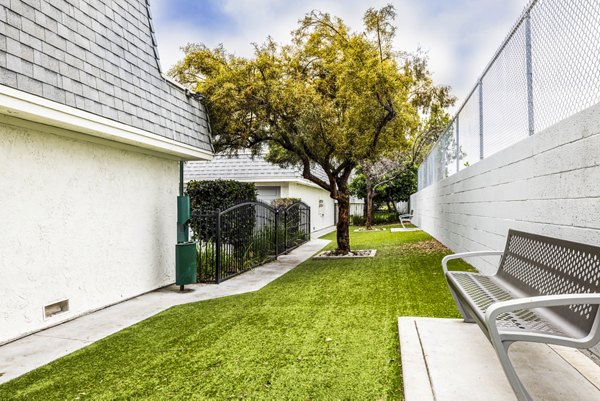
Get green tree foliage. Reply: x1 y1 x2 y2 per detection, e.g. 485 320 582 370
171 5 452 253
349 165 417 223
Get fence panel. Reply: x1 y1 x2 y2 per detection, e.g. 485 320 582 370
283 202 311 252
457 90 481 170
530 1 600 133
417 0 600 190
196 201 311 283
482 20 529 158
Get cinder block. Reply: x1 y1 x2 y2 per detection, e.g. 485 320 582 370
40 1 62 23
15 1 35 22
4 23 19 41
6 8 22 29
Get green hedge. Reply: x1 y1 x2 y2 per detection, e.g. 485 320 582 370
270 197 301 209
351 211 398 226
186 180 257 241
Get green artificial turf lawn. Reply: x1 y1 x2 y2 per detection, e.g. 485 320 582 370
0 226 472 400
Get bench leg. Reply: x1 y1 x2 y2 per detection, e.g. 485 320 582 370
448 286 475 323
400 220 406 229
492 340 533 401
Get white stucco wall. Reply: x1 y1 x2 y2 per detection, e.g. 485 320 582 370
411 103 600 276
254 181 335 233
0 122 178 344
287 182 336 233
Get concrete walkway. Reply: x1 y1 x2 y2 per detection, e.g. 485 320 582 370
0 239 329 384
399 317 600 401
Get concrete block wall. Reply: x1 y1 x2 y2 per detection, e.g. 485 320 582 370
411 102 600 357
412 102 600 274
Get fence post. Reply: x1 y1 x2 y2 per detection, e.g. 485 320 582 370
284 209 288 253
478 79 484 160
525 10 534 136
215 208 221 284
274 208 279 257
307 206 311 241
455 115 460 172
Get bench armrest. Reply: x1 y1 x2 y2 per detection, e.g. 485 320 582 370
485 294 600 346
398 214 413 219
442 251 504 274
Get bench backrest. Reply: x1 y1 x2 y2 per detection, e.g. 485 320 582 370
498 230 600 333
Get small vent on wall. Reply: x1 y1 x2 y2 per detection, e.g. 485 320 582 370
44 300 69 319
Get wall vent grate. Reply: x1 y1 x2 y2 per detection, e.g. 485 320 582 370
44 300 69 319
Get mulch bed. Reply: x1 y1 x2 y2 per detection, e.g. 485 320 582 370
313 249 377 259
353 227 387 232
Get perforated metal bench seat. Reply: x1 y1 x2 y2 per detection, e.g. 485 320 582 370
447 272 569 338
442 230 600 401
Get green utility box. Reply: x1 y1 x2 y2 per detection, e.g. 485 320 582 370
177 196 191 243
176 242 197 285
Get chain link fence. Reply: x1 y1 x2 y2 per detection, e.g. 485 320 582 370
418 0 600 190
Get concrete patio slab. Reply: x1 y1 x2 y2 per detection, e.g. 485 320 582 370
399 317 600 401
0 239 329 384
391 227 420 232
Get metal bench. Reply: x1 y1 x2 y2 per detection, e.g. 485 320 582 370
442 230 600 401
398 210 414 229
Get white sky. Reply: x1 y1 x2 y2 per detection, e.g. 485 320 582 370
150 0 528 111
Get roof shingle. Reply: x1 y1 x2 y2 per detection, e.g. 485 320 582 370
0 0 211 152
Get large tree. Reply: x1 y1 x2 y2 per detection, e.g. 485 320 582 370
171 5 450 253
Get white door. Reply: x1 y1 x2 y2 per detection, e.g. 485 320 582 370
256 186 281 204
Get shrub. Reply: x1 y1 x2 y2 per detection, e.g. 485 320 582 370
270 197 301 209
186 180 257 241
351 215 365 226
350 210 398 226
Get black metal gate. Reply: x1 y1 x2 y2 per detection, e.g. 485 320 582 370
277 201 311 254
196 201 311 283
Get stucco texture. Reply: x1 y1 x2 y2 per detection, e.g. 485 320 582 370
0 123 178 344
255 182 335 233
287 182 336 233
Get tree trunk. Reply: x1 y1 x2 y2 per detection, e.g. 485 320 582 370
336 193 351 254
365 177 374 230
365 191 374 229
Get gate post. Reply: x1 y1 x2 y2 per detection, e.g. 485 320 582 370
284 208 288 253
215 208 221 284
275 208 279 257
307 205 311 241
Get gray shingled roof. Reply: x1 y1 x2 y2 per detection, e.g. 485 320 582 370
185 154 329 185
0 0 211 151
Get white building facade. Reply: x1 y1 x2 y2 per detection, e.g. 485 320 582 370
185 154 336 236
0 0 212 344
